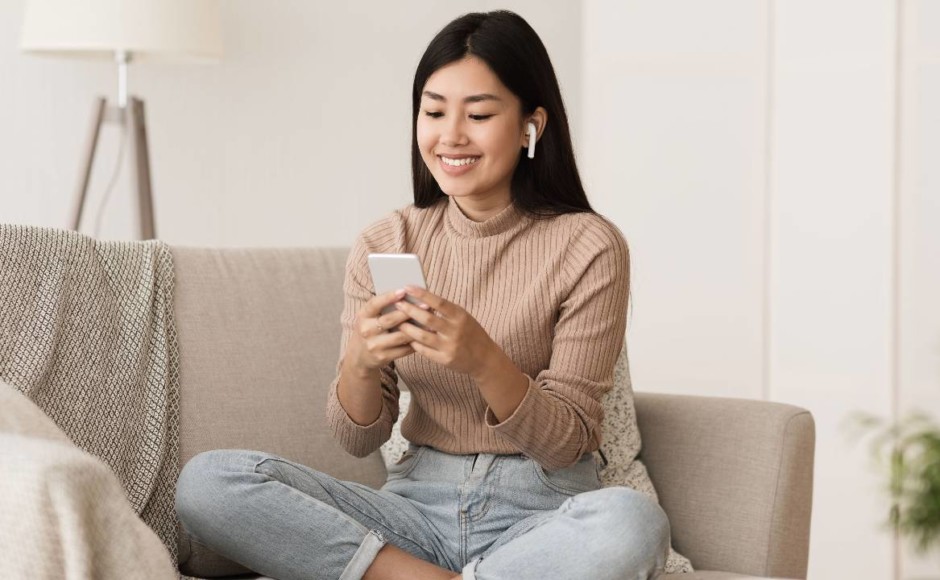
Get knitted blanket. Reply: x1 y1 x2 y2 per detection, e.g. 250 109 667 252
0 381 179 579
0 224 182 570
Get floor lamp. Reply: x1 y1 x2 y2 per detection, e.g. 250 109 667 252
19 0 223 240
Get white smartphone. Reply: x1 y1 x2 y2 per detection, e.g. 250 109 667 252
367 253 429 329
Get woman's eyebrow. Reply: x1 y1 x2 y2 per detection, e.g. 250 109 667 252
422 91 501 103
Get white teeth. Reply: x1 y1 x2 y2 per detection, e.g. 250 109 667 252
440 156 479 167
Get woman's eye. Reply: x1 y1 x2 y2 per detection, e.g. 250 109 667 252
421 111 492 120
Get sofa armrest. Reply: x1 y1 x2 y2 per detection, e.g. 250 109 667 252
634 393 815 579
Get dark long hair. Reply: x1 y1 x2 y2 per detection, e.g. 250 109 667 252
411 11 594 218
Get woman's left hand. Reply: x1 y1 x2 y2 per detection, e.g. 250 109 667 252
394 285 499 377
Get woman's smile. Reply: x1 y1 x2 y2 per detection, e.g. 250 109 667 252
438 154 481 176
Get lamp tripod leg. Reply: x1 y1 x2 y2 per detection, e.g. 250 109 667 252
129 97 156 240
71 98 107 231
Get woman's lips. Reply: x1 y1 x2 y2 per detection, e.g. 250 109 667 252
437 155 480 177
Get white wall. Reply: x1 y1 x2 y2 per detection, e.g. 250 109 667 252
899 2 940 578
581 0 769 401
773 1 896 578
582 1 940 579
0 0 582 246
2 1 939 578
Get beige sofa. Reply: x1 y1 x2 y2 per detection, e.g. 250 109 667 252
2 244 816 579
170 246 814 580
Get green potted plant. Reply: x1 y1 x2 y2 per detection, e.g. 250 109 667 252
845 409 940 557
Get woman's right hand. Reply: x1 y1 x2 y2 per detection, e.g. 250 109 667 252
347 289 419 372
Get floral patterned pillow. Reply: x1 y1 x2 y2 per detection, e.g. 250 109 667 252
379 345 694 574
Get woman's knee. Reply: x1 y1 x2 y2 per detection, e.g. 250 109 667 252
175 449 266 527
577 487 671 555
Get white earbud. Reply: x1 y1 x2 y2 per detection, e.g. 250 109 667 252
526 122 537 159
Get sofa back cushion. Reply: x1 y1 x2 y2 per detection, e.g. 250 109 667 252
171 246 387 489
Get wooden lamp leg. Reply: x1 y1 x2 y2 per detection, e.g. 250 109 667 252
71 98 107 231
71 96 157 240
129 97 156 240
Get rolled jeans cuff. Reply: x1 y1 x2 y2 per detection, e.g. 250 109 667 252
339 529 387 580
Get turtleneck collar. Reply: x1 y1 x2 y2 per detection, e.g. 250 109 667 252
444 195 526 239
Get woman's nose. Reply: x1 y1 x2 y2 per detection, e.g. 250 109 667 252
440 116 468 146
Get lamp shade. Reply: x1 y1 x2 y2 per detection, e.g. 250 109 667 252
20 0 223 63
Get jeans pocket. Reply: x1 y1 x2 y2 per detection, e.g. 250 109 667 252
530 452 602 496
385 445 425 481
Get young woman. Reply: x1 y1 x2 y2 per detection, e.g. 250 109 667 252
176 10 671 580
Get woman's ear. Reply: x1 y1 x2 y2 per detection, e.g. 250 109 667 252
522 107 548 146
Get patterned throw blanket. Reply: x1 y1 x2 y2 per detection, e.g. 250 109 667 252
0 224 181 569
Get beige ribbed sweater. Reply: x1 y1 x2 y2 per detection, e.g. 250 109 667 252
326 195 630 471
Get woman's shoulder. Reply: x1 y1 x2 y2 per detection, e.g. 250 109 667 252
549 211 630 289
548 210 629 256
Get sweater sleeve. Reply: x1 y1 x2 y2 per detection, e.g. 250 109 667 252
484 219 630 471
325 233 401 458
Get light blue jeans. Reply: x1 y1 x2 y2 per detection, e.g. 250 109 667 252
175 443 670 580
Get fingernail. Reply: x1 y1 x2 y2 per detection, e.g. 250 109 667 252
419 303 430 310
395 288 406 296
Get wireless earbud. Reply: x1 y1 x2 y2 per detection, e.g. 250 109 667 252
526 122 537 159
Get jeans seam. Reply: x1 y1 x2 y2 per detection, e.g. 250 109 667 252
333 493 440 562
251 456 441 565
469 458 502 522
253 455 293 475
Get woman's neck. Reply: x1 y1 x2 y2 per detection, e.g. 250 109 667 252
450 193 512 222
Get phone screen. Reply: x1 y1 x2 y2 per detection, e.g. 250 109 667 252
367 253 428 331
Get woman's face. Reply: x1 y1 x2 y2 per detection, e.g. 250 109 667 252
417 56 527 207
